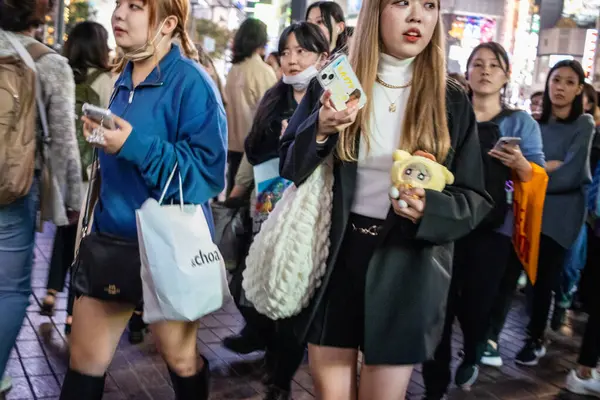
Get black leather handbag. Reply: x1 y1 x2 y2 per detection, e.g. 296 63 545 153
71 148 143 305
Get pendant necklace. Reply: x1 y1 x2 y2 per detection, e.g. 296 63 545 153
376 76 412 113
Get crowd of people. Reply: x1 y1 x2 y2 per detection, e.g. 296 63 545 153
0 0 599 399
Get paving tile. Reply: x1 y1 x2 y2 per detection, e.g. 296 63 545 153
132 365 168 389
197 328 221 344
5 377 34 400
110 368 144 395
4 359 25 378
21 357 52 376
148 385 175 400
16 340 46 359
16 327 37 342
29 376 60 398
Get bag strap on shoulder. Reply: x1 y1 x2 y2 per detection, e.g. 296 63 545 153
85 69 105 85
5 34 51 143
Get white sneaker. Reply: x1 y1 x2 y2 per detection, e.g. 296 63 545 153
566 369 600 398
480 340 503 367
0 376 12 393
517 272 527 289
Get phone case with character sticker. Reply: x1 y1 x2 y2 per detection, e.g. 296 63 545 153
317 54 367 111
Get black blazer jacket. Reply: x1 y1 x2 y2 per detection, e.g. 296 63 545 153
279 79 492 365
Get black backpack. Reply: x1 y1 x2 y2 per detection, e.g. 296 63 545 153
476 109 518 229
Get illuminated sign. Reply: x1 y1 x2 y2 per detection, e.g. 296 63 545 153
548 54 574 68
583 29 598 79
447 14 497 73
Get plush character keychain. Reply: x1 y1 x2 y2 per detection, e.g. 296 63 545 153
389 150 455 208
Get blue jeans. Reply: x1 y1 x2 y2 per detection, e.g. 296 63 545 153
556 225 588 309
0 180 38 379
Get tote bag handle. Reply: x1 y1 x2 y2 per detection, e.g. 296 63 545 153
158 163 184 209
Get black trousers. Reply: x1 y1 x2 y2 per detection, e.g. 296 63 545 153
47 224 77 316
47 224 77 292
486 234 566 344
526 235 567 340
227 151 243 197
423 230 512 397
486 247 523 344
578 226 600 368
229 225 304 392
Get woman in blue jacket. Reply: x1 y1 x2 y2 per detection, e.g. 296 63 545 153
59 0 227 399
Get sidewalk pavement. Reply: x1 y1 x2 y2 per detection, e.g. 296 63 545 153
1 225 587 399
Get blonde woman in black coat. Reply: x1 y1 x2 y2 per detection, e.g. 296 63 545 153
280 0 492 397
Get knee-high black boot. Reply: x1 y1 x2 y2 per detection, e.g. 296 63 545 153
59 368 105 400
168 356 211 400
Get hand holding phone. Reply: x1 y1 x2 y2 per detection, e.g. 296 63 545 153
493 137 521 152
316 90 359 140
316 54 367 112
489 137 529 171
81 105 133 155
82 103 116 130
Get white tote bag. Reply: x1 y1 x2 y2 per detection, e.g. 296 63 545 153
136 164 230 324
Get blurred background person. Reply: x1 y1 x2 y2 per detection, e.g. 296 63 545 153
265 51 282 81
224 18 276 196
40 20 114 337
530 90 543 121
305 1 348 53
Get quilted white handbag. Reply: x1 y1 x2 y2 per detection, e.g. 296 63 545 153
242 157 334 320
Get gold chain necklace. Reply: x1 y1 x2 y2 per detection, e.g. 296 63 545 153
376 76 412 112
376 76 412 89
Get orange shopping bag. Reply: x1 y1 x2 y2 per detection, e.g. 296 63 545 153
512 163 548 285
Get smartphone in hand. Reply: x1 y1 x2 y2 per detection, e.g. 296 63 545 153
316 54 367 111
82 103 116 130
493 137 521 151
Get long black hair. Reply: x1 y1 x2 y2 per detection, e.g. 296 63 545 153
231 18 268 64
63 21 110 84
465 41 510 105
0 0 54 32
244 22 329 164
540 60 585 124
305 1 347 53
583 82 598 115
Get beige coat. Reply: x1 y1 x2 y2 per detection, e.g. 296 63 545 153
224 53 277 153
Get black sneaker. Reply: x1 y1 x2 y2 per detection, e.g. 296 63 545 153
455 363 479 390
551 306 567 331
223 333 266 354
515 339 546 366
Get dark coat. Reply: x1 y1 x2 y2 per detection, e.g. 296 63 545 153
278 80 493 365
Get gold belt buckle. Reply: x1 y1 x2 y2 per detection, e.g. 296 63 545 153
352 223 381 236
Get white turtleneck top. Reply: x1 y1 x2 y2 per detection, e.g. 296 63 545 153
351 53 415 220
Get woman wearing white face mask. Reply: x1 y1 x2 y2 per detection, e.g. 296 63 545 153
224 22 329 400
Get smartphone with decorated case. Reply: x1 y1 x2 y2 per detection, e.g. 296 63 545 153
317 54 367 111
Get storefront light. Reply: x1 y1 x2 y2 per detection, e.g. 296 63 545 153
583 29 598 80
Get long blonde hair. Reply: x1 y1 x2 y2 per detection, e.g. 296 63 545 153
338 0 450 163
113 0 199 73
